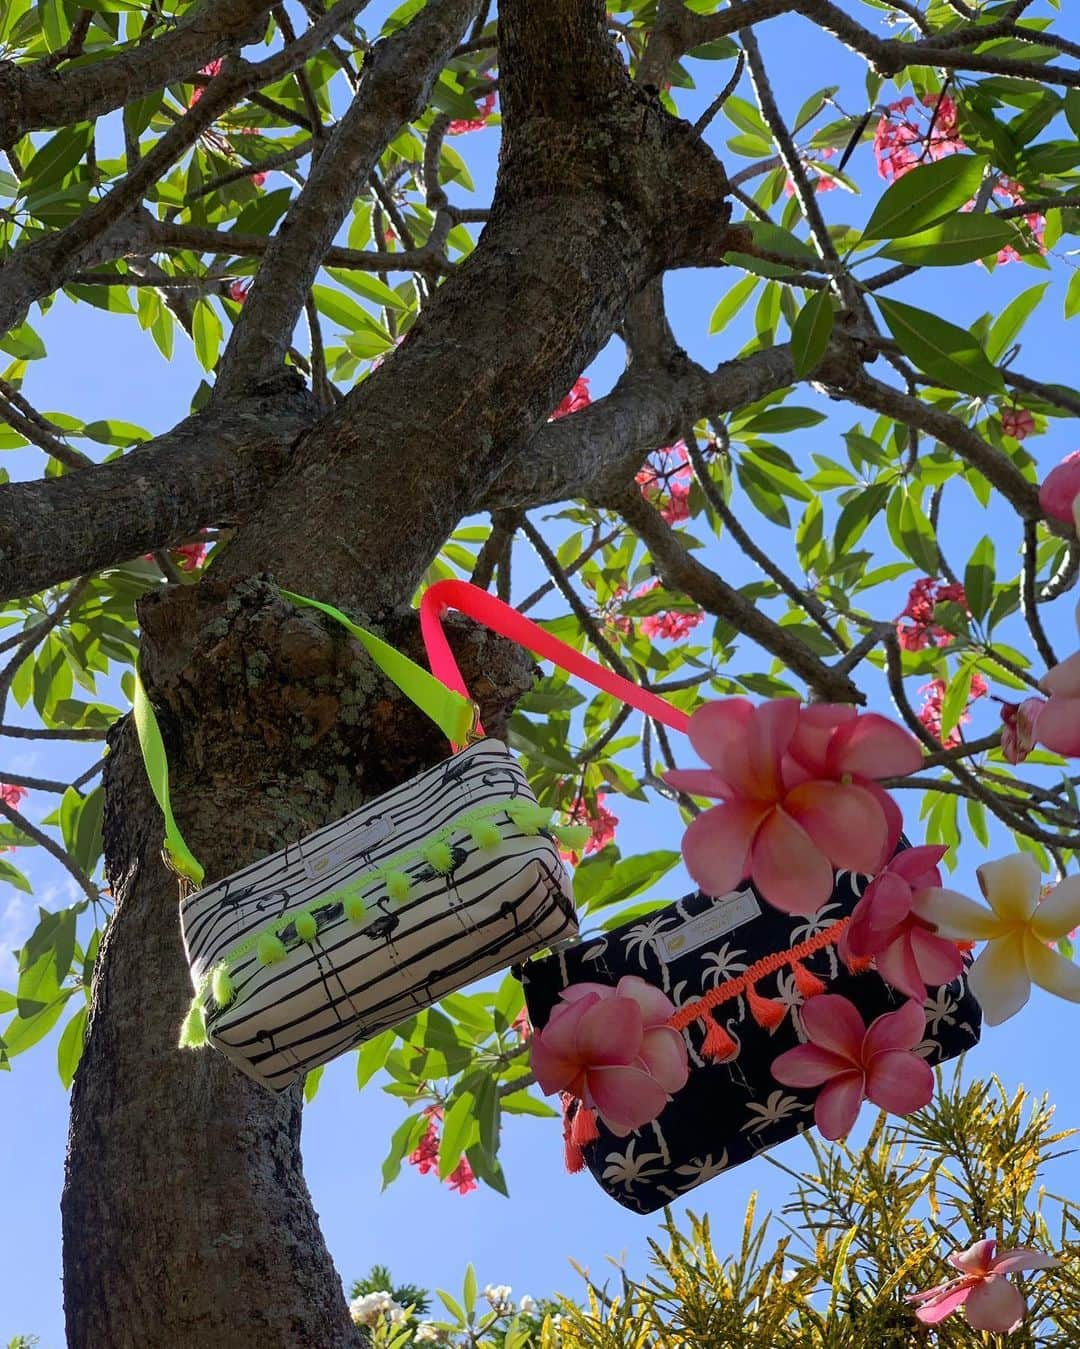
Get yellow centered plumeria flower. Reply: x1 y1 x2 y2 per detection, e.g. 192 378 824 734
913 854 1080 1028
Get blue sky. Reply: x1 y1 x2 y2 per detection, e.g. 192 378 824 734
2 4 1079 1343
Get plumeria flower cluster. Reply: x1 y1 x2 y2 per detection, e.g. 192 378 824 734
636 440 692 525
407 1105 477 1195
447 86 497 135
873 92 965 182
917 672 988 750
482 1284 514 1317
559 791 618 864
0 781 27 809
187 62 269 185
549 376 591 421
665 698 922 916
633 578 704 642
895 576 968 652
349 1290 406 1327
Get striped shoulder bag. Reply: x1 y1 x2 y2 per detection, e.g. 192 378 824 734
133 583 689 1091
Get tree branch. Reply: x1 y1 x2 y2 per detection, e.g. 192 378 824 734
0 0 275 149
215 0 481 396
608 486 863 704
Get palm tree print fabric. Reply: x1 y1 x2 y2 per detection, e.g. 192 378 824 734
521 864 981 1213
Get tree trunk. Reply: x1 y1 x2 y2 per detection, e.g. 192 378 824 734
61 579 535 1345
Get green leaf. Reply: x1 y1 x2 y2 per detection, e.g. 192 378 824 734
326 267 409 311
0 320 46 361
578 850 680 913
380 1113 426 1189
463 1264 478 1319
191 300 223 372
1066 270 1080 321
57 1004 87 1090
708 275 758 334
898 491 940 573
875 297 1004 397
16 949 59 1019
987 283 1049 361
3 990 74 1056
20 123 93 195
0 857 31 893
303 1064 324 1102
833 483 889 555
790 289 834 377
964 536 995 624
862 155 987 240
877 213 1017 266
500 1089 558 1117
438 1090 478 1178
940 664 974 741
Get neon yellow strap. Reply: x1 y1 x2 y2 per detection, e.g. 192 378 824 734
280 591 476 747
132 590 476 889
131 671 206 886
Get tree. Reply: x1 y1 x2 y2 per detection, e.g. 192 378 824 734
0 0 1077 1344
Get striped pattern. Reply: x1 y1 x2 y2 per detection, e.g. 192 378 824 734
180 740 576 1091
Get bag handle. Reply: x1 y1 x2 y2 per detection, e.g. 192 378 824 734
132 591 479 886
418 579 691 747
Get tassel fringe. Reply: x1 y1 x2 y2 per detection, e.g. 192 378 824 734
178 998 208 1049
384 870 411 902
210 963 235 1008
295 911 318 943
422 840 455 875
746 982 786 1031
792 959 827 999
570 1105 600 1146
551 823 591 851
257 931 287 966
345 893 367 922
506 801 552 835
468 821 501 850
701 1015 738 1062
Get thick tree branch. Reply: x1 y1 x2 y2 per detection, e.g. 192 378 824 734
216 0 481 396
0 382 316 602
0 0 275 150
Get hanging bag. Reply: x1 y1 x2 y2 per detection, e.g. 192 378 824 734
416 583 983 1211
518 872 982 1213
135 585 691 1091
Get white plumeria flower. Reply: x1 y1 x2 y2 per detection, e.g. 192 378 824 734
349 1290 403 1327
413 1324 445 1344
482 1284 514 1316
519 1295 537 1315
915 853 1080 1026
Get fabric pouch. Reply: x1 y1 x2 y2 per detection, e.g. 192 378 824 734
520 868 982 1213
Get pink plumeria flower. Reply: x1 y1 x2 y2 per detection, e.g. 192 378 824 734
907 1237 1060 1332
530 976 689 1135
664 700 921 916
549 376 591 420
1000 407 1035 441
838 845 964 1000
771 995 933 1140
999 696 1046 765
1039 450 1080 533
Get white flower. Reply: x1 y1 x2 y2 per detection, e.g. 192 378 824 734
483 1284 514 1316
349 1290 404 1328
413 1324 445 1344
519 1295 537 1315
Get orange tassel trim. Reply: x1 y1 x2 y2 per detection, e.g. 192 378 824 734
561 1094 586 1172
701 1015 738 1062
669 916 850 1033
746 982 786 1031
792 958 827 999
571 1105 600 1147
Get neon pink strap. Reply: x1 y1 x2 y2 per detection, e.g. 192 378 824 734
419 580 691 746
